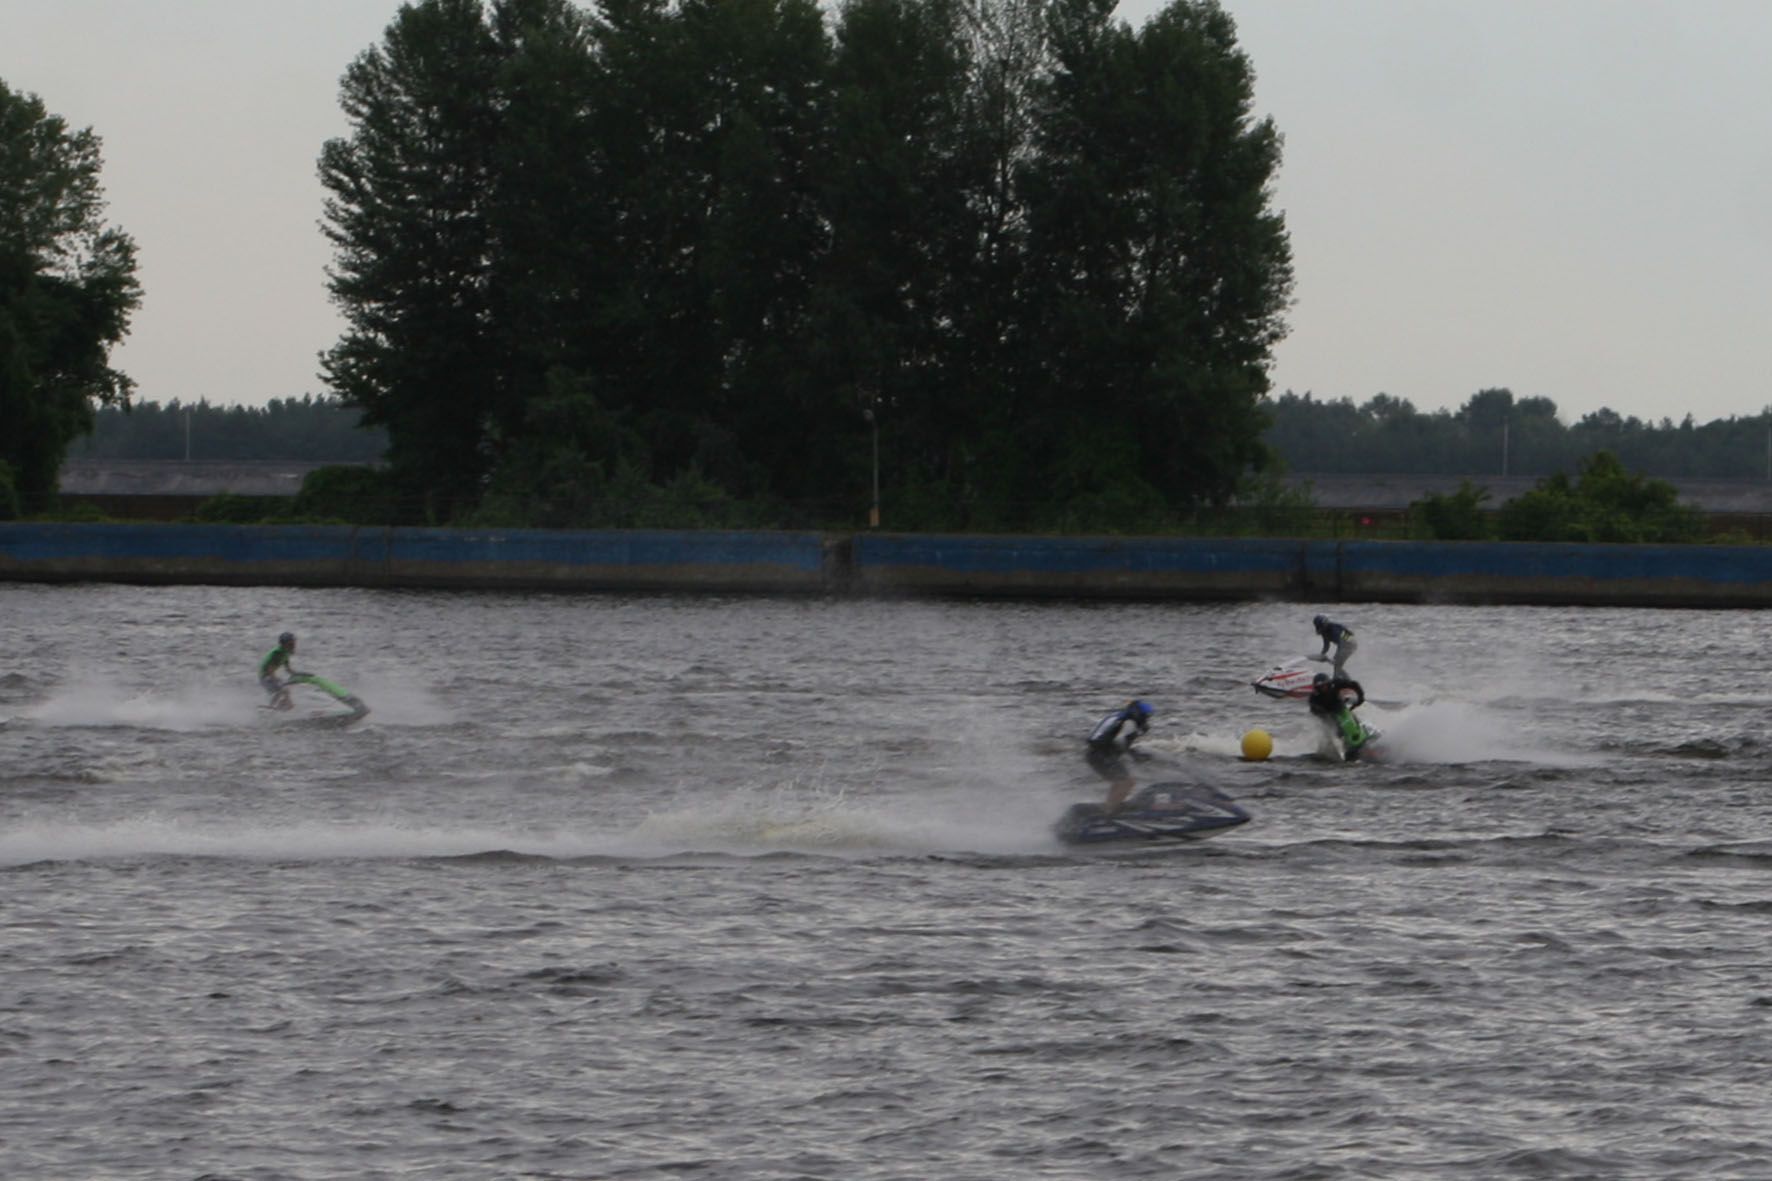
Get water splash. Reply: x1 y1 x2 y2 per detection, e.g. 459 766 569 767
1371 701 1605 767
0 815 625 866
24 680 261 730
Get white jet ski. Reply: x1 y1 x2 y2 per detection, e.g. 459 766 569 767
1250 654 1328 700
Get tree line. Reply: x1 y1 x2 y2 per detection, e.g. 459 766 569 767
68 385 1772 488
70 397 387 463
1268 388 1772 481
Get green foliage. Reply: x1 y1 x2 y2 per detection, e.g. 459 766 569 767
1496 452 1705 543
469 457 768 530
0 79 141 502
293 465 402 525
320 0 1293 529
30 499 108 523
194 493 286 524
0 459 17 519
1410 479 1492 540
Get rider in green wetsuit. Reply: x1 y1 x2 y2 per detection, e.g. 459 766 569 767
259 631 300 709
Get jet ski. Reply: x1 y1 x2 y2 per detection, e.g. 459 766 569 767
1316 707 1382 762
1054 782 1250 849
267 672 370 727
1251 655 1326 700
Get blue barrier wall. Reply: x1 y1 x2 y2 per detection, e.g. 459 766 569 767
851 534 1305 598
0 524 835 593
852 533 1772 605
2 523 1770 606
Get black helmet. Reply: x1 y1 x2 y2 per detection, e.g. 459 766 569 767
1312 614 1328 629
1312 672 1330 685
279 631 296 648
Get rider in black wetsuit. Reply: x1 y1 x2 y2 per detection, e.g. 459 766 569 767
1086 700 1154 812
1306 671 1368 756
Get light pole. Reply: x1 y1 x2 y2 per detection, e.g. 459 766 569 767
863 407 879 528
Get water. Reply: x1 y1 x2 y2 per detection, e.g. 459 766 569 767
3 584 1769 1180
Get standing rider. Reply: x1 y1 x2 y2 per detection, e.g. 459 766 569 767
259 631 301 710
1086 699 1155 813
1312 614 1358 677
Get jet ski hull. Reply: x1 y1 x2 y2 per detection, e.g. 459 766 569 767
1055 783 1250 848
1252 656 1321 700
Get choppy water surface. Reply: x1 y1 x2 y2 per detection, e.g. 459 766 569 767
3 584 1769 1180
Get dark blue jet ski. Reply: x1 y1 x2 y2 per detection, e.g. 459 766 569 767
1054 782 1250 849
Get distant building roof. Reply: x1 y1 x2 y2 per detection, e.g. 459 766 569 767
59 459 366 497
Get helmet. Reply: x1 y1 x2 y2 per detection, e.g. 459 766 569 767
1128 699 1154 720
1312 614 1328 629
1312 672 1330 685
279 632 296 648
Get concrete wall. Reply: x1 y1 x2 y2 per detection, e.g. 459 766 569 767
2 523 1769 606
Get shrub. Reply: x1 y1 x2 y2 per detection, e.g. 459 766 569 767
1496 452 1704 543
1410 480 1492 540
293 465 401 524
194 493 285 523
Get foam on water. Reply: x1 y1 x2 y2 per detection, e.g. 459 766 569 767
629 777 1061 858
24 679 263 730
0 815 644 867
19 671 455 731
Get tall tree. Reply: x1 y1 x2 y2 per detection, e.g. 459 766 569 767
1015 0 1292 515
0 79 141 509
810 0 981 514
319 0 505 518
482 0 604 431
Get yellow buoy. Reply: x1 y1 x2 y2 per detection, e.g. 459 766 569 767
1240 729 1274 761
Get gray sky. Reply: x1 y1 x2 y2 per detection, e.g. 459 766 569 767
6 0 1770 423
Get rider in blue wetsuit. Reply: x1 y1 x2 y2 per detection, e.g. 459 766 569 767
1312 614 1358 677
1086 699 1154 813
259 631 301 710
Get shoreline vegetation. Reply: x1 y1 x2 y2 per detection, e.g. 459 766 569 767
45 395 1772 545
25 447 1769 548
